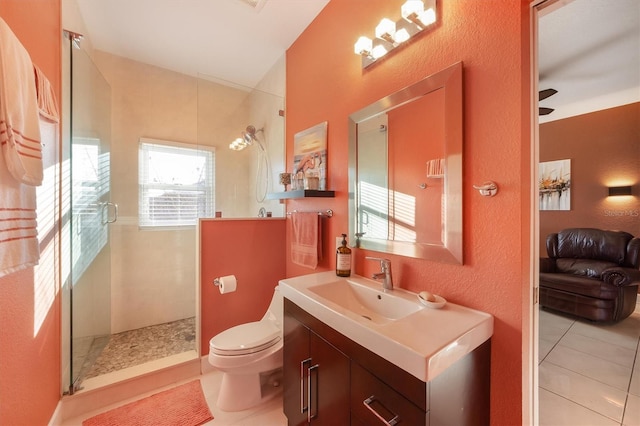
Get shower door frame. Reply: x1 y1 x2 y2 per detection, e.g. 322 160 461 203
63 30 114 394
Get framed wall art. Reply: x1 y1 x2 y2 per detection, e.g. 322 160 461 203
539 159 571 211
292 121 327 190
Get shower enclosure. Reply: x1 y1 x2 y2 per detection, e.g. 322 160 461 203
62 30 285 394
63 30 114 393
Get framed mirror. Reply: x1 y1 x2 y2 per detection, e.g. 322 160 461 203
348 62 463 264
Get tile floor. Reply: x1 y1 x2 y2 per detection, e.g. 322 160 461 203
78 317 196 381
539 301 640 426
62 303 640 425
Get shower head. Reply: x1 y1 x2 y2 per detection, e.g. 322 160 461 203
246 125 257 135
242 131 255 144
230 125 264 151
242 125 262 144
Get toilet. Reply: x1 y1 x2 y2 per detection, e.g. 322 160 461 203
208 286 284 412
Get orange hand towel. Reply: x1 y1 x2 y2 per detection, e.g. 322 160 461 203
290 212 322 269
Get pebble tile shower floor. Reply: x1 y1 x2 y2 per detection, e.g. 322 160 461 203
81 317 196 379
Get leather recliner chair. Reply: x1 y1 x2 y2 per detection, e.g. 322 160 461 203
539 228 640 322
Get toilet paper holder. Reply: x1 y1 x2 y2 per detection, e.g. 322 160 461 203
213 275 238 294
213 277 231 287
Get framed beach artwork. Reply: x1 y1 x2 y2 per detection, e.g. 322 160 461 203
539 159 571 211
292 121 328 190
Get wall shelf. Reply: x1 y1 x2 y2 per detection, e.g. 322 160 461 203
266 189 335 200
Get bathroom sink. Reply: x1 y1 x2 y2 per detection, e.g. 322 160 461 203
308 278 422 324
279 271 494 382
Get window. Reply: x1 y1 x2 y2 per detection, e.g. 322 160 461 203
139 138 215 228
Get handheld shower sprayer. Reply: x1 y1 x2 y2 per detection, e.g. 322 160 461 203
242 125 261 144
228 124 271 203
230 125 265 151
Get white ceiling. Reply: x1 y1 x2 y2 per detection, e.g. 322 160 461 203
538 0 640 122
75 0 329 89
74 0 639 120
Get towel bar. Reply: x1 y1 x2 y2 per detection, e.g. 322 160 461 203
287 209 333 218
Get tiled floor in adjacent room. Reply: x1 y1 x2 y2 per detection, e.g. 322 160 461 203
539 301 640 426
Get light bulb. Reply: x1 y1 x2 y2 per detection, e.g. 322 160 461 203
393 28 411 43
401 0 424 21
375 18 396 43
354 36 373 56
417 8 436 26
371 44 388 59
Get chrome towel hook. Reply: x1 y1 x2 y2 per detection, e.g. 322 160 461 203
473 181 498 197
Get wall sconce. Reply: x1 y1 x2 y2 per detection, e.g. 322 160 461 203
608 186 633 196
354 0 437 69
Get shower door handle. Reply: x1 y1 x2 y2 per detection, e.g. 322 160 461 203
102 202 118 224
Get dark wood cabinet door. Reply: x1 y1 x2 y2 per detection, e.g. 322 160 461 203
284 312 350 426
283 314 311 426
309 333 350 426
351 362 427 426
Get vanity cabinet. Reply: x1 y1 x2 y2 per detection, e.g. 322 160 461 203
283 298 491 426
351 362 427 425
283 303 350 425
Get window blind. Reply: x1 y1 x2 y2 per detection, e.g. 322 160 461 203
139 139 215 228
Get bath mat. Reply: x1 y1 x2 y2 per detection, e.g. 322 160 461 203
82 380 213 426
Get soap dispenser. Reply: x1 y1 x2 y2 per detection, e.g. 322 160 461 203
336 234 352 277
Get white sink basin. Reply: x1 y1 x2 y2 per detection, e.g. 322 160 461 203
279 271 493 382
308 277 422 324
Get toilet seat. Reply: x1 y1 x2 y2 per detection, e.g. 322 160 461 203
210 321 281 356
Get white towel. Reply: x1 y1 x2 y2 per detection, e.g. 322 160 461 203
0 147 39 277
0 18 40 276
34 64 59 170
0 17 43 186
34 64 59 124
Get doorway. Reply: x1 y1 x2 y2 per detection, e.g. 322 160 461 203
532 0 640 424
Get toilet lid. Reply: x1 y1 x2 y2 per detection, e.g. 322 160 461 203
210 321 281 356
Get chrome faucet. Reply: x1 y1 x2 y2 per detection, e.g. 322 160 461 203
366 257 393 291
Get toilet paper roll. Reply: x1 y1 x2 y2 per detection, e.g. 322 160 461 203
217 275 237 294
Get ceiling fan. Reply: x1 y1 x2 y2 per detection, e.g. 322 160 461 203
539 88 557 115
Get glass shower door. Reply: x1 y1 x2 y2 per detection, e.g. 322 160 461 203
69 39 113 391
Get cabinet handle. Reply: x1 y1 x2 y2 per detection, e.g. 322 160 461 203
363 395 400 426
307 364 319 422
300 358 312 414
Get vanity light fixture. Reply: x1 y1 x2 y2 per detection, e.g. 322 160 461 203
608 185 633 196
354 0 437 69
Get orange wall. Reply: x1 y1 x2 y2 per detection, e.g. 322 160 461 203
200 218 286 354
285 1 531 424
540 103 640 253
0 1 62 425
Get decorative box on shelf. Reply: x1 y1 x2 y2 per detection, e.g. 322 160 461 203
266 189 335 200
